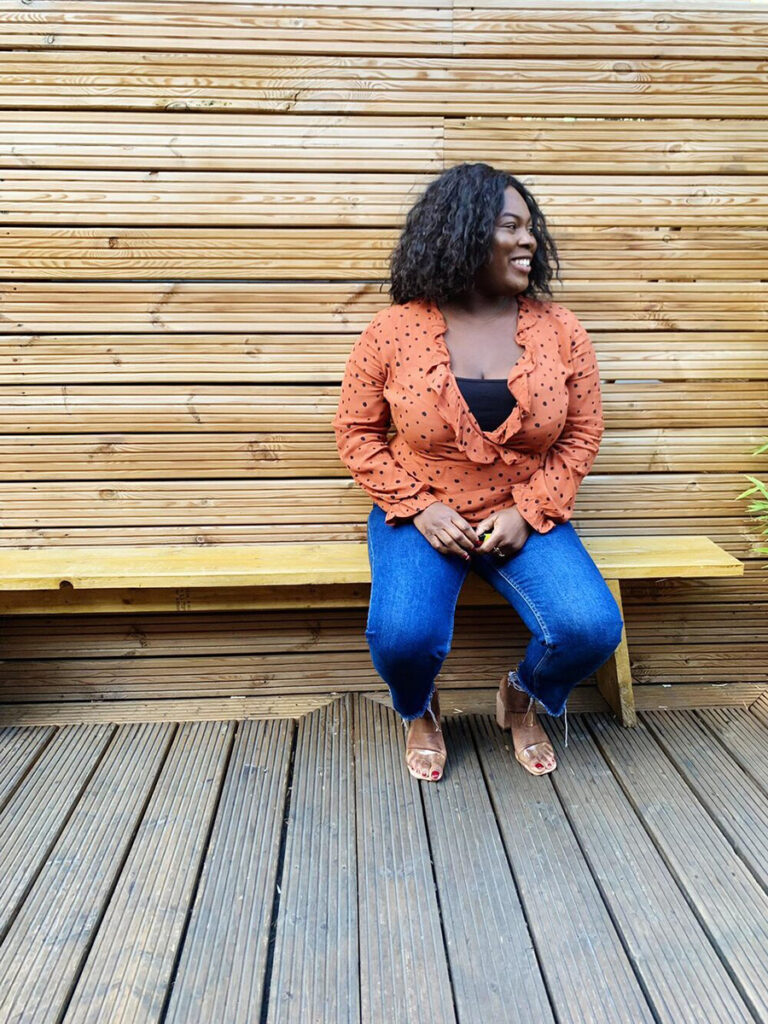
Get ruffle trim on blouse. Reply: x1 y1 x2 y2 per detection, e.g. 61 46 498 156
418 295 540 466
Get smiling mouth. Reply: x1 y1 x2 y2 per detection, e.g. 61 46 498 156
510 259 531 272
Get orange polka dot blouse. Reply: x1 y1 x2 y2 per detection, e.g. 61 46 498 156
332 294 605 533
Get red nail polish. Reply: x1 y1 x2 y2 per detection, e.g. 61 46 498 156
431 770 440 778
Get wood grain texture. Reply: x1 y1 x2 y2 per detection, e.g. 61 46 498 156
1 172 765 225
1 52 766 116
2 697 768 1019
0 0 763 704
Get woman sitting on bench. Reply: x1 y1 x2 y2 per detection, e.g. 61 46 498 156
333 161 624 781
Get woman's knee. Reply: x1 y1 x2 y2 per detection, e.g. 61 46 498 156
365 619 450 670
549 600 624 661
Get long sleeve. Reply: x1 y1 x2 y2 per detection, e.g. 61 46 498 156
511 314 604 533
332 314 438 525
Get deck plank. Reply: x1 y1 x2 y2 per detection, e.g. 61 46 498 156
543 714 754 1024
641 709 768 891
2 705 768 1022
0 722 174 1024
356 697 455 1024
266 696 358 1024
63 720 234 1023
586 710 768 1021
164 719 293 1024
421 716 553 1023
0 724 113 937
471 714 655 1024
696 706 768 787
0 725 55 806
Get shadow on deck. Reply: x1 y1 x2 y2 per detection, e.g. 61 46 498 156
2 694 768 1023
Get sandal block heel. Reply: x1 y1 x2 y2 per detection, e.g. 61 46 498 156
495 689 510 731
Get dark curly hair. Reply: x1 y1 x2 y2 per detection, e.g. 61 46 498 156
388 162 561 306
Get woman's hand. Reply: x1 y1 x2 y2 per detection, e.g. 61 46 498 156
412 502 480 560
474 506 533 559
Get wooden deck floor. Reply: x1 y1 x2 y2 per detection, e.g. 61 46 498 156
2 694 768 1024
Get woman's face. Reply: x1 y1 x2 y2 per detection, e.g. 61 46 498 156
476 186 537 297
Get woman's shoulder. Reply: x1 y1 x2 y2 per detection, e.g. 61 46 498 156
367 299 427 328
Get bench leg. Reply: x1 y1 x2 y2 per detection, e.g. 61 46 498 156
594 579 637 727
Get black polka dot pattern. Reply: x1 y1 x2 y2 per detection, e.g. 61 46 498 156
332 294 605 532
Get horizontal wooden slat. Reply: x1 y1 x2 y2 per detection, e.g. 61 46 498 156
3 226 768 281
1 428 764 479
0 517 761 564
0 602 759 660
0 646 763 704
1 684 764 727
0 534 743 591
0 476 757 529
0 567 764 615
1 332 767 383
1 282 767 334
453 2 768 59
2 171 766 226
0 0 454 56
0 381 764 430
0 111 443 171
1 53 767 117
1 113 766 173
0 694 335 726
449 117 768 173
1 1 764 58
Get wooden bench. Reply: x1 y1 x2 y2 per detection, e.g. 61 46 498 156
0 535 742 727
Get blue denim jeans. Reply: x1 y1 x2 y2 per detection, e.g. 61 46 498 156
364 502 624 743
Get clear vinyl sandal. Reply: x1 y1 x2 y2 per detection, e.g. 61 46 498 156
495 671 557 775
405 688 446 782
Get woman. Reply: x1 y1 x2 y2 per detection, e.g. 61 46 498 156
332 162 624 782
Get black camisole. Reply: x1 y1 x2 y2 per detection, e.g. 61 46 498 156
454 376 517 432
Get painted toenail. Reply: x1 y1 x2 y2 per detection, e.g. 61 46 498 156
431 770 440 778
535 763 543 769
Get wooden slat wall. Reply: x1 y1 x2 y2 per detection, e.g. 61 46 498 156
0 0 766 707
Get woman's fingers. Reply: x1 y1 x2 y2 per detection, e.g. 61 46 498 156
454 519 480 549
436 528 470 559
445 521 477 553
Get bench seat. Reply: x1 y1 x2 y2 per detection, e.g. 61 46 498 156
0 536 743 727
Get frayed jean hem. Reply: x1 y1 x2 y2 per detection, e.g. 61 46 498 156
394 679 440 729
507 668 569 748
